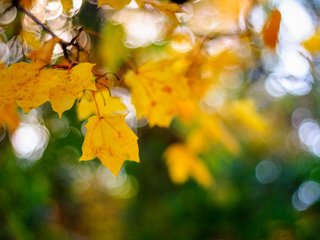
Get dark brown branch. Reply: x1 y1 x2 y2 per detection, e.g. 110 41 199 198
17 6 89 62
1 4 15 16
18 6 62 41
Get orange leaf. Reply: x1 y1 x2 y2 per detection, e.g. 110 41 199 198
20 0 33 9
263 9 281 49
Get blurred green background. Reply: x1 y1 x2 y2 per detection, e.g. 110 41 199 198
2 0 320 239
1 103 320 240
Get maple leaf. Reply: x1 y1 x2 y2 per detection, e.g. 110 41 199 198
49 63 96 117
0 62 40 108
77 90 127 120
0 104 19 133
0 61 95 117
15 68 67 113
80 115 140 176
28 37 60 68
263 9 281 50
124 58 191 127
98 0 131 9
164 144 213 188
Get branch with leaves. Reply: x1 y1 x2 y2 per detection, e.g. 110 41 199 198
1 0 310 188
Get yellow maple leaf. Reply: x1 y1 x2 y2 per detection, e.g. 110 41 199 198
0 104 19 133
98 0 131 9
28 37 60 68
164 144 213 188
0 62 40 108
49 63 96 117
0 61 95 117
16 68 67 113
80 115 140 175
77 90 127 121
124 58 191 127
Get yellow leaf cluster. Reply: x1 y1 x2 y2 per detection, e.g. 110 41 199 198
164 144 213 188
163 97 269 187
0 62 95 117
124 57 191 127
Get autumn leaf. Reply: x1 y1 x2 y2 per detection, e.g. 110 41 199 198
164 144 213 188
196 114 240 154
227 99 269 137
303 30 320 53
0 104 19 133
124 58 191 127
99 22 128 73
77 90 127 121
16 68 68 113
0 61 95 117
28 37 59 68
49 63 96 117
61 0 73 11
20 30 41 49
263 9 281 49
0 62 40 108
98 0 131 9
80 115 140 176
20 0 33 9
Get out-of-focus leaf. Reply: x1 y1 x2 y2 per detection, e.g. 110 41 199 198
164 143 213 188
263 9 281 49
99 23 127 73
124 57 191 127
20 0 33 8
98 0 131 9
303 30 320 53
61 0 73 11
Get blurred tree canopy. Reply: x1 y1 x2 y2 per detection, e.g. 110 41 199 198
1 0 320 239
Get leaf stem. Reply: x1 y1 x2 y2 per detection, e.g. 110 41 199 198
91 91 101 117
